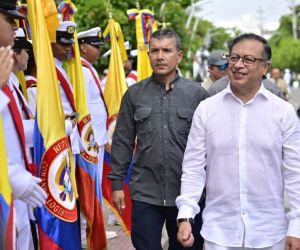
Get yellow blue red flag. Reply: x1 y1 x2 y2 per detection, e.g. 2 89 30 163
127 8 157 81
102 17 133 234
27 0 80 249
58 1 107 249
0 116 14 250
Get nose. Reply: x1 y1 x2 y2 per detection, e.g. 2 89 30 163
157 49 164 59
234 57 244 67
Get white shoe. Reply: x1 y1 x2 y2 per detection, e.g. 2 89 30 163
106 231 117 239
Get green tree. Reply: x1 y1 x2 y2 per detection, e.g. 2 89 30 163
268 5 300 73
71 0 231 77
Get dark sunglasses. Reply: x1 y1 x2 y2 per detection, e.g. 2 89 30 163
213 63 228 71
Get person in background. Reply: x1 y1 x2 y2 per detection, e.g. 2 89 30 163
176 33 300 250
51 21 80 158
109 29 208 250
77 26 117 241
201 49 228 90
0 2 47 249
101 41 138 89
270 67 290 100
24 40 37 115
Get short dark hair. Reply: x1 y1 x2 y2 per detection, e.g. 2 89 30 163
150 29 181 51
228 33 272 62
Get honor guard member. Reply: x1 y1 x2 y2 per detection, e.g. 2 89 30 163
77 27 108 190
77 27 118 241
0 1 47 249
24 39 37 115
51 21 81 158
102 41 138 90
123 41 138 87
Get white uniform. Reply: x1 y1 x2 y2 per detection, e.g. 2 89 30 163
25 75 37 115
3 76 35 250
126 70 138 87
80 57 109 244
0 90 9 111
54 58 80 155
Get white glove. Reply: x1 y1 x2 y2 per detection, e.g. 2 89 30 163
19 176 47 208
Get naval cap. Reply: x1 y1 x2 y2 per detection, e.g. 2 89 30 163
77 27 102 46
56 21 77 45
103 41 136 59
0 0 25 19
13 27 32 50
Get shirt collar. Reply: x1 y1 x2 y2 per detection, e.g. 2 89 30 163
151 71 180 88
223 81 269 104
54 57 63 68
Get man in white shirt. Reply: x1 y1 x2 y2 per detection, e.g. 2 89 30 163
176 33 300 250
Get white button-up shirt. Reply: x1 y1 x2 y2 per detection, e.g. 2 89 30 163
54 58 80 154
0 90 9 111
176 83 300 248
81 58 108 146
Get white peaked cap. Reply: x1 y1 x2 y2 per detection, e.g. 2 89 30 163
15 27 26 38
103 41 134 58
77 27 101 39
57 21 76 32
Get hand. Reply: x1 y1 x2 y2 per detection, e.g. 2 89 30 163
285 236 300 250
113 190 125 214
177 221 194 247
66 112 78 128
19 176 47 208
0 46 14 88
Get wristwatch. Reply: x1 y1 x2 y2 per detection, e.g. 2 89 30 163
177 218 195 226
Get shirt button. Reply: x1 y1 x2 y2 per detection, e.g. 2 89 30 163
164 140 168 143
163 97 167 100
242 212 247 215
163 125 167 128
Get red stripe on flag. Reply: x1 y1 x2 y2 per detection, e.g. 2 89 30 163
37 225 62 250
102 161 132 234
76 167 107 249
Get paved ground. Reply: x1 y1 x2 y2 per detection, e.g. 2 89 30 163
106 220 169 250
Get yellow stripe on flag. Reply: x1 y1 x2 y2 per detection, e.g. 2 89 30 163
103 18 128 117
0 115 12 204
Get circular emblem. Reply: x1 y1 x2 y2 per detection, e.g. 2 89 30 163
67 26 75 34
41 137 77 222
77 114 98 163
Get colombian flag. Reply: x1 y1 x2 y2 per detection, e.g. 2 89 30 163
27 0 80 249
0 116 14 250
60 1 107 248
127 8 157 81
102 18 132 234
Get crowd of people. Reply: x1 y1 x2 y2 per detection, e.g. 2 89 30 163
1 0 300 250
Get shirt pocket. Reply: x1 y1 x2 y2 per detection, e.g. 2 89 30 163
134 106 152 136
176 107 194 136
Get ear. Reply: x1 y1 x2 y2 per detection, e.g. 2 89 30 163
177 50 184 64
13 51 20 63
263 62 271 76
79 44 88 53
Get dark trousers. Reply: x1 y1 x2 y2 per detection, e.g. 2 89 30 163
131 200 204 250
